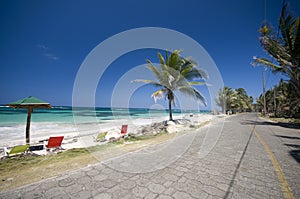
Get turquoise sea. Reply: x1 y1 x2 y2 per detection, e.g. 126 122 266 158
0 106 208 125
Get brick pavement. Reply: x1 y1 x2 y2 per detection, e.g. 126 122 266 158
1 113 299 198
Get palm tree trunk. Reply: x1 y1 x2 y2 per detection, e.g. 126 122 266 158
167 90 173 121
168 98 173 121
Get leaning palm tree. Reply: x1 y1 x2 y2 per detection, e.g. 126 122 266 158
253 3 300 116
134 50 207 121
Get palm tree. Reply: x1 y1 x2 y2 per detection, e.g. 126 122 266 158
216 86 235 114
217 87 253 114
235 88 253 112
133 50 207 121
253 3 300 117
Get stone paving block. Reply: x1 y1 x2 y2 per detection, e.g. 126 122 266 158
101 179 117 188
107 171 127 183
144 192 158 199
109 185 131 198
163 187 176 196
93 173 108 182
120 179 136 190
148 182 166 194
156 194 173 199
201 184 226 198
70 190 93 199
23 190 44 199
43 187 65 198
163 180 173 188
86 169 99 177
94 192 112 199
132 186 150 198
162 173 178 182
57 177 75 187
172 191 192 199
76 176 92 185
40 179 58 190
69 171 86 180
134 176 151 187
63 183 83 195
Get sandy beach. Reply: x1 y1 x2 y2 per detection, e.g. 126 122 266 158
0 113 219 157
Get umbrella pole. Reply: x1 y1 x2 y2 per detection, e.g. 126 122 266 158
26 107 33 144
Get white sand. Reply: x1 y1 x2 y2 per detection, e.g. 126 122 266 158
0 113 224 156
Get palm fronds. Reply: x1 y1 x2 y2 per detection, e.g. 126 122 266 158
133 49 207 120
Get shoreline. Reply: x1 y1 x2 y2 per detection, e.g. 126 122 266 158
0 113 221 155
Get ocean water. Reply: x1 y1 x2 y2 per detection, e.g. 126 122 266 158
0 106 209 145
0 106 209 125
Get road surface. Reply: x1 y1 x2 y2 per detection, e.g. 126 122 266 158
1 113 299 198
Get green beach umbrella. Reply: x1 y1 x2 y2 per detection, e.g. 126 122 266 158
6 96 51 144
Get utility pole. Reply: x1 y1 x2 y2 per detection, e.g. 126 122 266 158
274 86 276 116
262 69 267 115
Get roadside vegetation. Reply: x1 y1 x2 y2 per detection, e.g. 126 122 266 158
253 3 300 119
216 86 253 114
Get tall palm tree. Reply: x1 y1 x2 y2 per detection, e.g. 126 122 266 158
134 50 207 121
253 3 300 116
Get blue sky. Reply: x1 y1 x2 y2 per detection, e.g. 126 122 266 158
1 0 299 110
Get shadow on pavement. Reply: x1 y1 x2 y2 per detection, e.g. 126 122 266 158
276 135 300 140
240 119 300 164
240 120 300 129
284 144 300 148
284 144 300 164
290 150 300 164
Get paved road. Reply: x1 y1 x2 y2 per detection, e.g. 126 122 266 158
1 113 299 198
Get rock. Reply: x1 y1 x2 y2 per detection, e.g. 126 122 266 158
7 177 13 182
167 121 176 126
105 129 122 141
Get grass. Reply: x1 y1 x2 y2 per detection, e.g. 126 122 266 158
0 148 97 191
259 113 300 128
268 117 300 124
0 121 211 191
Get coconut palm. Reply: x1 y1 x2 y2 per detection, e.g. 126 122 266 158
217 87 253 113
235 88 253 112
253 3 300 117
134 50 207 121
216 87 235 114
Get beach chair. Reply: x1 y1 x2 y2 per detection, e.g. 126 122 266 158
4 144 30 156
44 136 64 151
119 125 128 137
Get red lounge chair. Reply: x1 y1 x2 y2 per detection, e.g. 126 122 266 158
45 136 64 151
119 125 128 137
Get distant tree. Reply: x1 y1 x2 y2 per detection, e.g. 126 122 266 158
258 79 297 117
133 50 207 121
216 87 253 114
235 88 253 112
